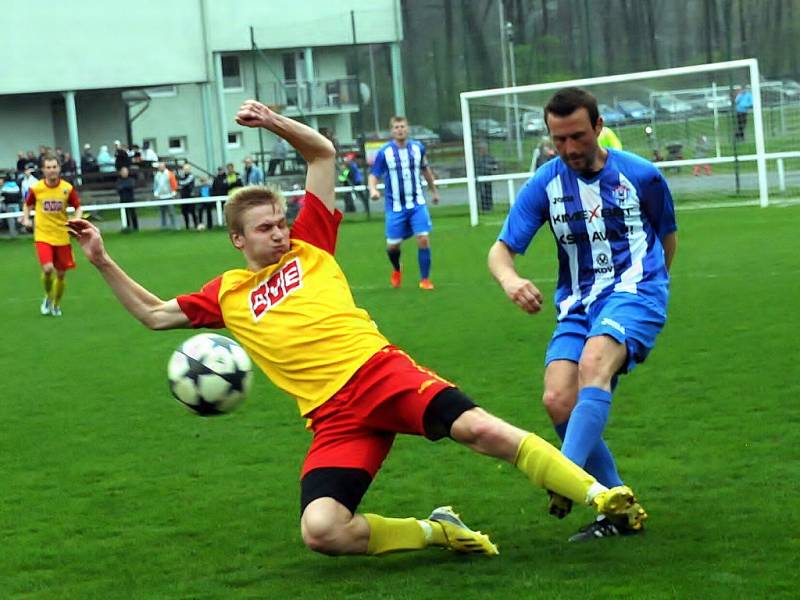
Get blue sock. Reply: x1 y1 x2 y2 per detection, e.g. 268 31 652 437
554 420 622 486
560 387 612 468
418 247 431 279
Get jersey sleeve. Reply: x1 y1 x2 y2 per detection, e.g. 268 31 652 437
497 178 549 254
370 146 387 178
290 191 343 254
25 189 36 207
176 276 225 329
640 170 678 240
67 187 80 208
419 142 429 169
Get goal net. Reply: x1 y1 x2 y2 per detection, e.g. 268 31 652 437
460 59 800 225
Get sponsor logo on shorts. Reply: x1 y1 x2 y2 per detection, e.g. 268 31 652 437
600 317 626 335
249 258 303 320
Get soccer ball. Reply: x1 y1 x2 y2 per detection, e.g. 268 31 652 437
167 333 253 416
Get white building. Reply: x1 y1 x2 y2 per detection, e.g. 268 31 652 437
0 0 405 172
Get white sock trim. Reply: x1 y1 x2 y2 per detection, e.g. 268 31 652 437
585 482 608 504
417 519 433 543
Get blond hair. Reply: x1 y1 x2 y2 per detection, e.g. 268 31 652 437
224 185 287 235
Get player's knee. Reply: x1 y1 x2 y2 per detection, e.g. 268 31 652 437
542 388 574 422
42 263 55 275
452 408 507 449
577 349 612 385
416 235 430 249
300 509 343 555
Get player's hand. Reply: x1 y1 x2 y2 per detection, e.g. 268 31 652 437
369 189 380 201
236 100 275 129
21 216 31 229
431 190 440 205
501 275 543 314
67 218 107 265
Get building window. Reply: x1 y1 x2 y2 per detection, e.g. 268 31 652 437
144 85 177 98
168 136 187 154
227 132 242 149
222 55 243 90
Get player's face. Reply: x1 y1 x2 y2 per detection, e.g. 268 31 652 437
233 203 290 269
547 108 604 175
391 120 409 142
42 159 61 184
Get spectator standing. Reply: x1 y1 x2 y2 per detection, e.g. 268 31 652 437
734 85 753 141
114 141 132 170
268 137 289 175
531 136 557 173
81 144 97 173
140 141 158 165
225 163 243 196
196 176 211 230
337 152 369 215
61 152 78 184
116 166 139 232
16 152 27 174
96 145 115 174
1 172 23 236
475 142 499 212
243 156 264 185
178 164 198 230
21 168 39 202
153 162 177 230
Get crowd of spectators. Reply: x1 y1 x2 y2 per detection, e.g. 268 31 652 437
2 133 365 235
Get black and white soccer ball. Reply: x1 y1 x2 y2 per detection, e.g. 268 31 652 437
167 333 253 416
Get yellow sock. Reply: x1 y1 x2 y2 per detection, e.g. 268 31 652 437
514 433 597 504
364 514 431 555
53 278 66 306
42 272 54 298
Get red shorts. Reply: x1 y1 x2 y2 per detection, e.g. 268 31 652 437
302 346 454 478
35 242 76 271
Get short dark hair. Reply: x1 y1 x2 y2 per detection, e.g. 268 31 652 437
41 153 61 166
544 87 599 129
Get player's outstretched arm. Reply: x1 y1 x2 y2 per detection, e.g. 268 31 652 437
488 240 543 314
235 100 336 212
67 219 191 330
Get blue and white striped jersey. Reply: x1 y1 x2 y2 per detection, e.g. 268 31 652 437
499 149 677 319
370 139 429 212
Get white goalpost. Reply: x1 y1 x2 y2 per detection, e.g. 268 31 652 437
460 58 772 226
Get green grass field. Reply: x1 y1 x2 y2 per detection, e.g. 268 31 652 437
2 203 798 599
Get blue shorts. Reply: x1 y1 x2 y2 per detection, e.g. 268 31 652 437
385 204 432 243
545 292 667 375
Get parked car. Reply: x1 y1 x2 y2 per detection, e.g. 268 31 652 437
439 120 464 142
519 109 545 135
615 100 655 123
685 91 732 114
409 125 441 145
598 104 626 126
654 94 694 116
473 118 508 139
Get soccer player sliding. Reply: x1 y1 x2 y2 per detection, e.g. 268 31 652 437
68 99 646 558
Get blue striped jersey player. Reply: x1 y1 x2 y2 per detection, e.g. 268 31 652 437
368 116 440 290
489 87 677 542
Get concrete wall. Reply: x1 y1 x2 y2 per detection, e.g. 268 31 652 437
0 0 207 95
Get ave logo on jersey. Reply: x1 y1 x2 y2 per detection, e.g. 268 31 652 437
249 259 303 320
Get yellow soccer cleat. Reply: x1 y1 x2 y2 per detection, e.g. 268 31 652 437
591 485 648 531
428 506 499 556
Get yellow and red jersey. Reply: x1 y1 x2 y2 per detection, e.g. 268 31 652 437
177 192 389 416
25 179 80 245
